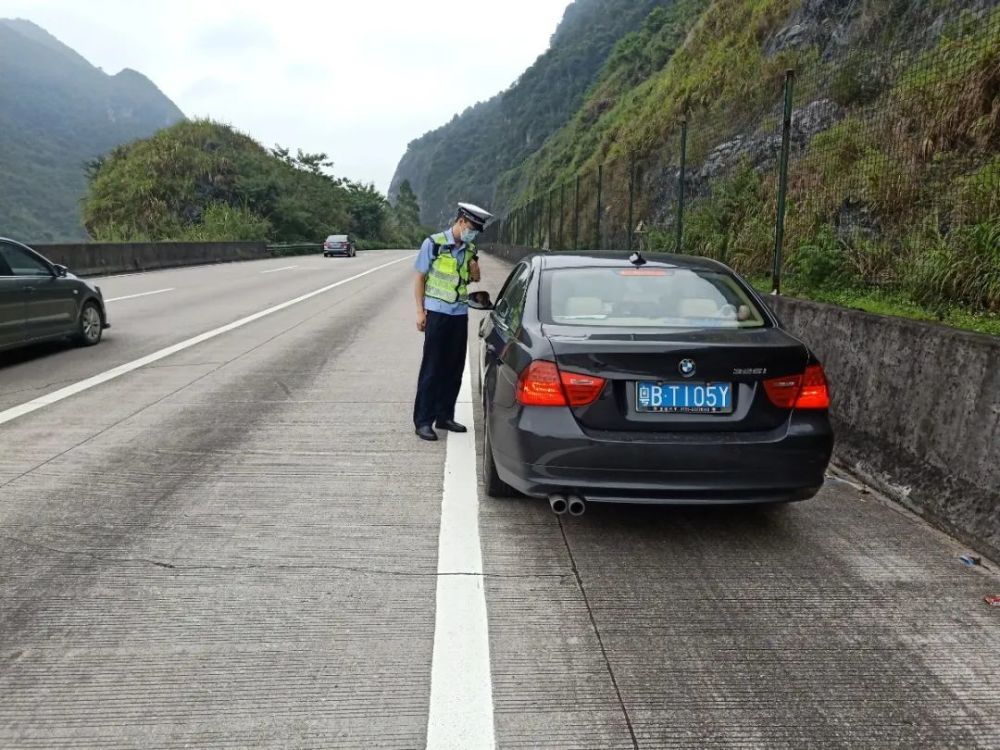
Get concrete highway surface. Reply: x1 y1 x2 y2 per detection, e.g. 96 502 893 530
1 251 998 749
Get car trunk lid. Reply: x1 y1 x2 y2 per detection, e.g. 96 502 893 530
543 325 809 432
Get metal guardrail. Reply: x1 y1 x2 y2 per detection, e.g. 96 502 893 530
268 243 413 254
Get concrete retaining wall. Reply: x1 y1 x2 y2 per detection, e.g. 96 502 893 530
30 242 271 277
770 296 1000 561
481 243 1000 561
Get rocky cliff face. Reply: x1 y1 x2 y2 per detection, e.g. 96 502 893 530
698 99 845 183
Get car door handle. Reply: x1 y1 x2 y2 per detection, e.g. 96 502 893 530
23 286 36 292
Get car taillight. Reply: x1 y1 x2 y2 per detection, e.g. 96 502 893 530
796 364 831 409
763 364 830 409
561 371 606 406
517 361 605 407
517 361 564 406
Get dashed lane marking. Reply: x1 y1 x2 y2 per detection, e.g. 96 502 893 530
105 288 175 302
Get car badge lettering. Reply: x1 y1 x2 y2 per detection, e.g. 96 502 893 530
678 359 696 378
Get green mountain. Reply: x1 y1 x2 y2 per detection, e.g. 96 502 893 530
398 0 998 317
83 119 424 247
388 0 672 226
0 19 185 241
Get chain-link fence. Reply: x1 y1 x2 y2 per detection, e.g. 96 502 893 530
485 5 1000 316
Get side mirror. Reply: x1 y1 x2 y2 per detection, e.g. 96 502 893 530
467 291 494 310
53 264 69 277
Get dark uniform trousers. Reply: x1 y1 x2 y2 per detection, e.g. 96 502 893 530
413 310 469 428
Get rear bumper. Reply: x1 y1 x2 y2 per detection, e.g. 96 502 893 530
491 407 833 504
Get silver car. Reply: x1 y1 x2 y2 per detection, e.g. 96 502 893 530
0 238 109 353
323 235 356 257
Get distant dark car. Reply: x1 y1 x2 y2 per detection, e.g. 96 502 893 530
323 235 355 257
477 252 833 514
0 238 109 353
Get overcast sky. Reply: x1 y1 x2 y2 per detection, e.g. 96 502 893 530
0 0 571 192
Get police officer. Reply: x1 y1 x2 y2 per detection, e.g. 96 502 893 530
413 202 493 441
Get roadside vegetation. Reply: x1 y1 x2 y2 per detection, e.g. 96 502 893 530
83 120 427 247
495 0 999 334
679 11 1000 327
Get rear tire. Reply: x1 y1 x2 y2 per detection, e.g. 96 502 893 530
483 411 517 498
74 301 103 347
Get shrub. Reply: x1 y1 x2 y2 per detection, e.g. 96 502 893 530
788 227 850 288
176 203 271 242
682 163 771 267
906 220 1000 312
952 157 1000 226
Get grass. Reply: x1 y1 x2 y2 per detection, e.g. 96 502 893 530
749 275 1000 336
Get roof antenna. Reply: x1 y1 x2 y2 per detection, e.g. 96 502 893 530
629 250 646 266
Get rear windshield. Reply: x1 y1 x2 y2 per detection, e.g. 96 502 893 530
541 266 768 329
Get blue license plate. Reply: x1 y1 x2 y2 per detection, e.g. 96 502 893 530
636 381 733 414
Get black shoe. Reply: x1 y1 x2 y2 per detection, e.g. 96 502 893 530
415 424 438 441
435 419 467 433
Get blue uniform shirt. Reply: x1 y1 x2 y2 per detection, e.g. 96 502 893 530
415 228 471 317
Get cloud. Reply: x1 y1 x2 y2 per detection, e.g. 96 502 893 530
181 76 233 101
283 62 329 84
191 18 277 56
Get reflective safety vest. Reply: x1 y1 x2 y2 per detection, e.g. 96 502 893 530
424 232 476 305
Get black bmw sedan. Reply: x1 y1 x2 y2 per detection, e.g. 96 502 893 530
477 252 833 513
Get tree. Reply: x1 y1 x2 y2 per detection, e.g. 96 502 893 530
382 180 428 246
271 144 335 177
395 180 421 228
293 149 335 176
345 181 388 239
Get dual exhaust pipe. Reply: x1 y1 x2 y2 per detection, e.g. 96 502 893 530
549 494 586 516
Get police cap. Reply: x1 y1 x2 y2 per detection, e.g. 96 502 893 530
457 202 493 231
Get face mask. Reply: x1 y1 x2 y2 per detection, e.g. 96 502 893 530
461 228 479 244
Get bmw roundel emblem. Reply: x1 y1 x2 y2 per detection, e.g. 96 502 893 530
678 358 696 378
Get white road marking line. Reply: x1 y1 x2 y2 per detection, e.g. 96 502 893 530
260 265 298 274
105 288 175 303
0 255 411 427
426 353 495 749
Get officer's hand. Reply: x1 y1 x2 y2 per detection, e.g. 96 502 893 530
469 260 481 283
416 309 427 332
